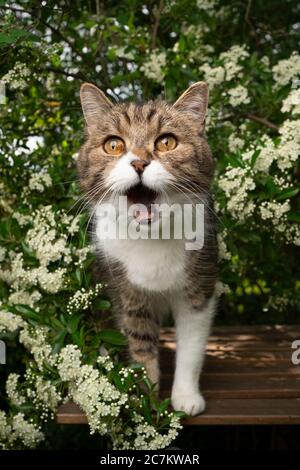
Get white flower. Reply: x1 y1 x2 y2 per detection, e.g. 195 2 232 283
19 325 54 370
28 172 52 192
6 373 26 406
260 200 290 221
217 231 231 260
200 45 249 89
75 247 90 266
200 64 225 89
141 51 167 84
8 289 42 308
26 206 70 267
253 135 276 173
12 212 32 227
0 253 66 295
67 283 102 314
0 311 25 333
57 344 82 382
220 45 249 81
253 120 300 172
10 412 44 448
219 166 255 220
281 89 300 115
227 85 250 107
228 134 244 153
1 62 32 90
32 376 61 412
196 0 218 14
277 119 300 170
0 411 12 449
272 52 300 87
0 246 6 263
68 214 81 235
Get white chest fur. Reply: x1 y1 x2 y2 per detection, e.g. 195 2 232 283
97 236 186 292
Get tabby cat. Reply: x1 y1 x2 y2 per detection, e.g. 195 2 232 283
78 82 218 416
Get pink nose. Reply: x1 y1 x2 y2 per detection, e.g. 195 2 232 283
131 159 149 175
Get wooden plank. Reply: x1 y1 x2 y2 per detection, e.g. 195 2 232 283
56 325 300 426
160 373 300 399
161 325 300 339
160 350 294 377
182 398 300 425
161 347 293 362
203 358 297 374
57 402 88 424
209 325 299 335
57 399 300 426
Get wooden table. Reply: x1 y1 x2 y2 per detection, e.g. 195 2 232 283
57 325 300 426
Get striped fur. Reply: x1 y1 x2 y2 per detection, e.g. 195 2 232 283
78 82 218 414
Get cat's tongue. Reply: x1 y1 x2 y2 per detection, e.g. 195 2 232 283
126 183 157 223
133 204 154 223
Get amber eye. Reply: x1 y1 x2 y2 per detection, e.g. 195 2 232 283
155 134 177 152
103 137 125 156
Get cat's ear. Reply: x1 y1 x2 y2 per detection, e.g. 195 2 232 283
80 83 113 128
173 81 209 127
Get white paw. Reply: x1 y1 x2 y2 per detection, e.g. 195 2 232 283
171 391 206 416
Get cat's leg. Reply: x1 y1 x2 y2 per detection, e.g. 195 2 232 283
170 294 216 416
120 290 160 387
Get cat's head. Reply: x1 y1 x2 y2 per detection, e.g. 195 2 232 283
78 82 213 220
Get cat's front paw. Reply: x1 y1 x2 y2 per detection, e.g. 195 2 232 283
171 391 205 416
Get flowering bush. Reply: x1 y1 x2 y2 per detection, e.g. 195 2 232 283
0 0 299 450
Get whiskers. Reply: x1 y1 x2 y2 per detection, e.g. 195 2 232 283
165 177 229 235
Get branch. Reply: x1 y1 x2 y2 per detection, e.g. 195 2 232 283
151 0 164 50
244 0 255 36
218 111 279 132
245 113 279 131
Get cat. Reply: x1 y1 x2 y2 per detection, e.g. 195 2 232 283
77 82 218 416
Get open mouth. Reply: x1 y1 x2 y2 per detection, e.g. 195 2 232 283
125 183 158 223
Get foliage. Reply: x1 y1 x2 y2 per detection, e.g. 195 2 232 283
0 0 299 449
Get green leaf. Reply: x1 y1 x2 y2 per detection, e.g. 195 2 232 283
275 188 299 201
0 29 37 45
265 176 277 196
96 299 111 311
174 410 186 419
53 329 67 353
250 149 261 168
67 314 82 334
12 304 40 321
98 329 128 346
287 212 300 222
158 398 171 416
141 396 153 424
111 370 123 390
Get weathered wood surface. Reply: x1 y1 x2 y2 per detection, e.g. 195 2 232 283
57 325 300 425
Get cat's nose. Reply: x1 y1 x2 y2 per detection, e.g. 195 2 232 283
131 159 150 175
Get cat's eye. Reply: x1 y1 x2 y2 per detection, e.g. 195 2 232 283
103 137 125 156
155 134 177 152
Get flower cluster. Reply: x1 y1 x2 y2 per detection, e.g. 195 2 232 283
141 50 167 84
227 85 250 107
67 283 103 314
28 172 52 193
0 315 182 450
272 52 300 87
0 411 44 449
219 166 256 220
1 62 32 90
200 44 249 89
281 88 300 115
